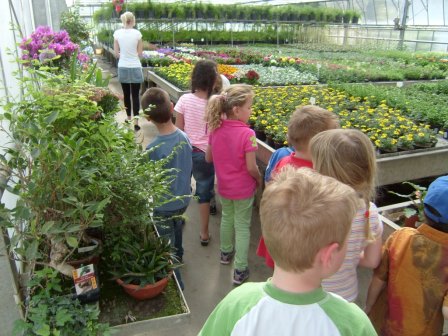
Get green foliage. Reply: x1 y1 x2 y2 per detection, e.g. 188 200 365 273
67 51 111 87
60 7 90 46
93 2 346 24
388 182 428 222
13 268 110 336
337 82 448 127
1 28 179 335
106 228 180 287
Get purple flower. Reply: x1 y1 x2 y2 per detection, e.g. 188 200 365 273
20 25 79 67
49 43 65 55
77 52 90 64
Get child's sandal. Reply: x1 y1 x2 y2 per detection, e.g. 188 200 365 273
200 234 211 246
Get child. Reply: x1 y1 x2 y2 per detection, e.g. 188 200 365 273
310 129 383 302
205 84 261 285
199 167 376 336
366 175 448 336
141 87 193 290
175 60 218 246
257 105 339 267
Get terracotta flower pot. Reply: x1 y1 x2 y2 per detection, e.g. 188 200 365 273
404 214 419 228
117 276 170 300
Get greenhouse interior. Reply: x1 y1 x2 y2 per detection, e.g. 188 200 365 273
1 0 448 335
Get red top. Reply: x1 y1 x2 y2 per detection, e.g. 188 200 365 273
256 153 313 268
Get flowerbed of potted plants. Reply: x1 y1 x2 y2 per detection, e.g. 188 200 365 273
97 41 448 84
250 86 440 152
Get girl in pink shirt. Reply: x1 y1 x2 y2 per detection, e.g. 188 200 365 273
175 60 218 246
205 84 262 285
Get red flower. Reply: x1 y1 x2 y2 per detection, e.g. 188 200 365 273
246 70 259 81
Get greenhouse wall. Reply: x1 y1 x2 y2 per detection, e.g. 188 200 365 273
327 25 448 51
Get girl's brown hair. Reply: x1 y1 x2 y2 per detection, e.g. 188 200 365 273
191 60 218 98
206 84 254 132
310 129 377 240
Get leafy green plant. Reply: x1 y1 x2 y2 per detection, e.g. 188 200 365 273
13 267 110 336
388 182 428 222
105 226 180 287
60 7 90 46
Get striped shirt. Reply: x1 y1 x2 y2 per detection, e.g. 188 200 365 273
322 202 383 302
174 93 208 152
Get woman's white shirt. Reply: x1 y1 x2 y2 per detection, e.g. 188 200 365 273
113 28 142 68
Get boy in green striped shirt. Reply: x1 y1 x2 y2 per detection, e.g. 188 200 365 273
199 167 376 336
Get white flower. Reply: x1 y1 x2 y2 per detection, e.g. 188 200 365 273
235 64 317 86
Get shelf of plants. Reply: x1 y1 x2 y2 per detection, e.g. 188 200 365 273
143 45 448 186
1 25 192 334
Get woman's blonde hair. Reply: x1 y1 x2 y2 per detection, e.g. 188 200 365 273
310 129 377 240
120 12 135 27
206 84 253 131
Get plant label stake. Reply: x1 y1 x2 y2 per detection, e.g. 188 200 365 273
72 264 100 303
310 97 316 105
396 81 403 88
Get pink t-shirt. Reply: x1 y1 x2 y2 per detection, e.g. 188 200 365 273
174 93 208 152
209 120 258 200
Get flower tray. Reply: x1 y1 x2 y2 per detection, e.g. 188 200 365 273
256 138 448 186
147 71 189 102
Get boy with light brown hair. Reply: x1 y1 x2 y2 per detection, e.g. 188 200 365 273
258 105 339 267
199 167 377 336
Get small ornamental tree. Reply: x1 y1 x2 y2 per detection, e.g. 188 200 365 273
60 7 90 45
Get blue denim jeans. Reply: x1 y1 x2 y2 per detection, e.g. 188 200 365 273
154 207 187 290
192 150 215 203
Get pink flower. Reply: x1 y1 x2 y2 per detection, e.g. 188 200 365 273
77 52 90 64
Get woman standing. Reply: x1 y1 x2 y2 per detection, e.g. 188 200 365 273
114 11 143 131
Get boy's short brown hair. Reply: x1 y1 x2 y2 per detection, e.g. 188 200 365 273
260 166 358 272
287 105 339 150
141 87 172 123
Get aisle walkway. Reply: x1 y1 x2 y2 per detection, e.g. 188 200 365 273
102 58 272 335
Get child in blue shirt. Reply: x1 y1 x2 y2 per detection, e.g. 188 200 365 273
141 87 192 290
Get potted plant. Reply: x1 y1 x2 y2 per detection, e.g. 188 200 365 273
342 10 353 24
60 7 90 47
388 181 428 227
443 120 448 140
351 11 361 24
105 226 180 301
413 128 438 148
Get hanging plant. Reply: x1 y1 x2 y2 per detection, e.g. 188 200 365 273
112 0 124 14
